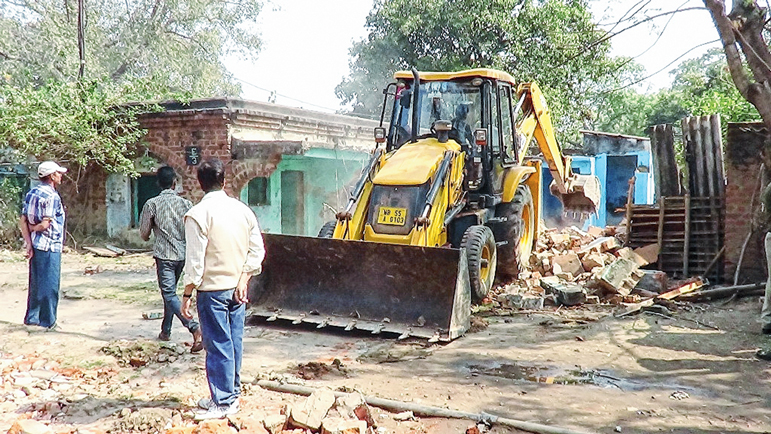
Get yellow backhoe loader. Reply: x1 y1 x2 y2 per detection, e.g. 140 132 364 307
249 68 600 341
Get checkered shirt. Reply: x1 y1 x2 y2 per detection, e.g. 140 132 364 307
22 183 66 252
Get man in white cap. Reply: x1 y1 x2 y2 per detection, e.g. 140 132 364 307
18 161 67 329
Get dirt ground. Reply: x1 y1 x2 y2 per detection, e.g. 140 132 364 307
1 249 770 434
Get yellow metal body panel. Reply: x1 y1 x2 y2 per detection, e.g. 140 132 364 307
523 159 543 240
334 138 465 248
394 68 516 84
515 82 569 193
501 166 537 203
373 139 460 185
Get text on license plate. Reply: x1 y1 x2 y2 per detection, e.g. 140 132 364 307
377 206 407 226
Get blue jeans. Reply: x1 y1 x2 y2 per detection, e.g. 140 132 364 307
155 258 199 336
196 289 244 406
25 248 61 328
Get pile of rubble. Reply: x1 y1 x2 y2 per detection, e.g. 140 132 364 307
494 225 663 309
0 349 428 434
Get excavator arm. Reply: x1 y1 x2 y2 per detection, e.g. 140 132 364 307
514 82 601 214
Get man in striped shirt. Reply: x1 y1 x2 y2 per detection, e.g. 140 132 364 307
19 161 67 329
140 166 202 352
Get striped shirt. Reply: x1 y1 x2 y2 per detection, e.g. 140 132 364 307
140 189 192 261
22 183 65 252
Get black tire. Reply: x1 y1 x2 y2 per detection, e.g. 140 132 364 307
318 221 337 238
461 225 497 302
496 185 535 277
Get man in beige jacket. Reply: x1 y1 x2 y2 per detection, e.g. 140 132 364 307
181 159 265 420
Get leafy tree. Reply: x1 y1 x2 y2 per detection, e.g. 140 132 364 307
0 0 262 95
0 80 164 176
668 48 759 123
591 88 657 136
336 0 641 143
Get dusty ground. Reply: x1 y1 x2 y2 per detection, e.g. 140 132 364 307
1 249 770 434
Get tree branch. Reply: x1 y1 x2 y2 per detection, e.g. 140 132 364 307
703 0 752 98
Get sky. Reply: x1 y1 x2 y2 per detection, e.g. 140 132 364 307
225 0 721 114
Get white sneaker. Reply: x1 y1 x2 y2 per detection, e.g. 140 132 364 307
194 399 239 420
197 397 239 411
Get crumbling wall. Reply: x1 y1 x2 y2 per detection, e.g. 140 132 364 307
725 122 767 283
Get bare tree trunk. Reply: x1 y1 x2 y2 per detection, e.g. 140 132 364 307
703 0 771 131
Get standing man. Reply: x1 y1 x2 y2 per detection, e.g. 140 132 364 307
18 161 67 329
181 159 265 420
139 166 202 353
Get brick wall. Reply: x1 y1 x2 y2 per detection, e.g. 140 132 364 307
139 109 292 201
724 123 768 283
59 165 108 237
140 109 234 201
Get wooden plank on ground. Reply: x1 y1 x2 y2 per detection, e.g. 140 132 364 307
83 246 119 257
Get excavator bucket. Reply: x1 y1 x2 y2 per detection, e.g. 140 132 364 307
550 174 602 215
248 234 471 341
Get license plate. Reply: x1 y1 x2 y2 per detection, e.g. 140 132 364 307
377 206 407 226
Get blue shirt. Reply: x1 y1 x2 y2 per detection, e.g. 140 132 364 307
22 183 65 252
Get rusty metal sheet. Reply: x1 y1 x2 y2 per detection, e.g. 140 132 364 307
248 234 470 341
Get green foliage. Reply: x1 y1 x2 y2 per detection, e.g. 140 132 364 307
0 178 22 247
0 80 169 176
668 49 759 123
0 0 262 95
336 0 641 143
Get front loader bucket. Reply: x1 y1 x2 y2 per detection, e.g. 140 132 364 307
550 174 602 215
248 234 471 341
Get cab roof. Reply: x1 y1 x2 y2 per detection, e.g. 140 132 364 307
393 68 515 84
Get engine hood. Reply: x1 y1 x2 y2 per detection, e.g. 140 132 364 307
373 138 461 185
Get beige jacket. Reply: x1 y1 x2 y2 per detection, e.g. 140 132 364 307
183 190 265 291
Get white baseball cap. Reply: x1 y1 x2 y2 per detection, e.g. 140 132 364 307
38 161 67 178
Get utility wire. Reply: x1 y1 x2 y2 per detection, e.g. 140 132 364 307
602 38 721 94
233 76 341 113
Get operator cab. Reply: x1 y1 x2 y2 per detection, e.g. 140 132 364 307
387 79 481 151
376 68 524 196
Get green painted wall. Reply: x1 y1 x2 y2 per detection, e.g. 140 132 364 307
240 148 369 236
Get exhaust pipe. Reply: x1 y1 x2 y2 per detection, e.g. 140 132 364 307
410 67 420 143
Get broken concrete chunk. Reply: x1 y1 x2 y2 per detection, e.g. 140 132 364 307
321 417 367 434
615 247 649 267
578 236 621 255
552 251 584 277
634 270 668 294
540 278 588 306
548 233 571 247
393 411 415 421
521 295 545 310
7 419 54 434
263 413 288 434
581 252 605 271
633 243 659 265
596 258 643 296
496 293 523 309
335 392 374 427
587 226 604 238
289 388 336 430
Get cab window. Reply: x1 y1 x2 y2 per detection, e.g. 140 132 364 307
499 84 516 163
